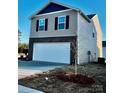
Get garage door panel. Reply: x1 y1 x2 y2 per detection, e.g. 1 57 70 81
33 43 70 64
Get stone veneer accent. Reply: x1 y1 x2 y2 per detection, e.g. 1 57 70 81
28 36 77 64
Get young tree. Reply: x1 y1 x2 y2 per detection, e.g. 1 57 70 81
71 39 78 75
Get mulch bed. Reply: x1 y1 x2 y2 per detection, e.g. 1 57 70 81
55 72 95 85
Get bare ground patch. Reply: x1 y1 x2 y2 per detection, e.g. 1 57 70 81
19 63 106 93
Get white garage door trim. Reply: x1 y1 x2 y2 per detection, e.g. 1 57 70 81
33 42 70 64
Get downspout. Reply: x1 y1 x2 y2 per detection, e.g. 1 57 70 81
77 12 79 64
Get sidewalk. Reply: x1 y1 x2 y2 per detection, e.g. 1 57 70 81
18 85 44 93
18 69 42 79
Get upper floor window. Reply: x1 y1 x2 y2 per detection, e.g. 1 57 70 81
55 15 69 30
58 16 66 30
39 19 45 31
36 18 48 32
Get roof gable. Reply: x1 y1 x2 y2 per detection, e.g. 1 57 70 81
30 1 91 23
37 2 70 15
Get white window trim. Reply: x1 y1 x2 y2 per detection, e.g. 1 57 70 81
58 15 66 30
39 18 45 31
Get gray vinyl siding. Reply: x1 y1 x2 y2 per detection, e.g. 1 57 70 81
77 13 98 64
30 10 77 38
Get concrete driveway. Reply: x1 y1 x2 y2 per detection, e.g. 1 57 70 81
18 60 67 79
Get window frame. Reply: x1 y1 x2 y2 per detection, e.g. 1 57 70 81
39 18 45 31
58 15 66 30
92 32 95 38
92 27 95 38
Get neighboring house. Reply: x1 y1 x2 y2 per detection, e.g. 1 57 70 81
28 1 102 64
102 41 106 58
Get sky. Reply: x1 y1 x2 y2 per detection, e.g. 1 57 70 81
18 0 106 43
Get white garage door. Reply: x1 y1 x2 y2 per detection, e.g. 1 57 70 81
33 42 70 64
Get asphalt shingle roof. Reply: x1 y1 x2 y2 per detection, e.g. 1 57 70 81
87 14 96 19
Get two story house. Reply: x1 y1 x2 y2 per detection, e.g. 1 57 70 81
28 1 102 64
